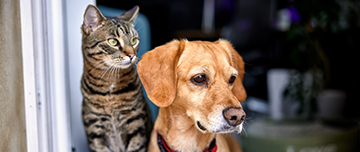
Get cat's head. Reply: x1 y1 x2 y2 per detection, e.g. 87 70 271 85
81 4 140 69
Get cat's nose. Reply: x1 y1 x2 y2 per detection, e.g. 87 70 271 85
127 53 135 60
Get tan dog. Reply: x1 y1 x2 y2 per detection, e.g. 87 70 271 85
137 39 246 152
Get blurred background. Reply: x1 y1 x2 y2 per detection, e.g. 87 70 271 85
97 0 360 151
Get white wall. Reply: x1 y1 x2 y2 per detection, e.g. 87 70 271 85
65 0 95 151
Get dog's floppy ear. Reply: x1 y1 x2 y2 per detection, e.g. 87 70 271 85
137 40 185 107
218 39 247 102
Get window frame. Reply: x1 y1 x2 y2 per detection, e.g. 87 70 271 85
20 0 94 151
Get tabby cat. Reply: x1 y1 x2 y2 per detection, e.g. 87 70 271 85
81 4 151 152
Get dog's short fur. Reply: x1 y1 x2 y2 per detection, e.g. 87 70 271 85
137 39 247 152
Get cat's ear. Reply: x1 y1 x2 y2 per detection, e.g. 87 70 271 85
137 40 186 107
82 4 105 34
119 5 139 23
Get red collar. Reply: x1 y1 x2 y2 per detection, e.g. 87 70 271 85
157 132 217 152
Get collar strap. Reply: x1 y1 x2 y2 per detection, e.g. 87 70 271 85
157 132 217 152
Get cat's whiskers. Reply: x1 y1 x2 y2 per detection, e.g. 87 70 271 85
88 60 106 73
116 66 120 79
112 63 123 83
135 56 141 67
110 64 116 82
112 65 120 82
99 62 117 84
108 63 118 83
136 25 143 31
114 66 118 80
134 19 140 26
114 65 118 80
97 65 111 80
136 56 141 61
107 65 114 83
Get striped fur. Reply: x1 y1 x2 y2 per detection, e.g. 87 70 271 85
80 5 152 152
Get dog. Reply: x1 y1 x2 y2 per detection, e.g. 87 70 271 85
137 39 247 152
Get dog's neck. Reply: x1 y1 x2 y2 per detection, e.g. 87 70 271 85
154 105 216 152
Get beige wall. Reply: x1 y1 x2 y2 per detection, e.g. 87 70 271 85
0 0 27 151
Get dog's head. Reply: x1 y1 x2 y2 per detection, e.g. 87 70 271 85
138 39 246 134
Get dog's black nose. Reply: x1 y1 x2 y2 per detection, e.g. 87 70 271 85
223 107 246 126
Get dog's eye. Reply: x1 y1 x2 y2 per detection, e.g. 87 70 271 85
229 75 236 84
191 74 206 84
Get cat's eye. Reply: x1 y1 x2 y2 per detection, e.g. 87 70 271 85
229 75 236 84
108 38 118 46
131 38 139 46
191 74 207 85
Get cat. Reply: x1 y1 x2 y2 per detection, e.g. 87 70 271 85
80 4 151 152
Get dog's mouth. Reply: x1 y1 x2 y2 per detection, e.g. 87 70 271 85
197 121 207 131
196 120 243 133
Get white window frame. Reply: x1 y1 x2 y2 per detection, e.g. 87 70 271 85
20 0 94 151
